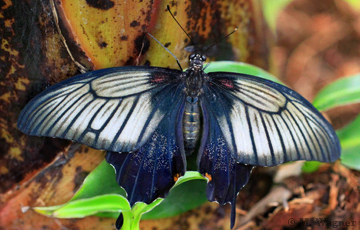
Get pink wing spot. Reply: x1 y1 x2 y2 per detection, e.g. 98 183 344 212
151 75 167 83
219 79 234 89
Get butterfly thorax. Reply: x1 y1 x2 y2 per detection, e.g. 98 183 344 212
183 53 206 97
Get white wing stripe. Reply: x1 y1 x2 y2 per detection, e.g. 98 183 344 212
92 73 154 97
230 100 252 162
39 90 91 135
249 108 271 165
235 90 277 111
288 107 319 160
21 84 83 127
95 80 153 97
98 97 135 150
67 99 106 139
218 114 234 153
245 106 257 163
47 95 98 137
26 96 66 132
263 113 284 164
91 100 119 130
60 94 95 139
237 80 279 96
116 92 155 151
284 109 312 159
292 101 333 161
93 72 151 84
273 114 298 161
312 123 330 161
282 110 306 159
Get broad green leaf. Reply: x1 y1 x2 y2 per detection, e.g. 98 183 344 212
313 74 360 111
340 145 360 170
93 172 207 227
142 179 207 220
71 160 126 201
337 113 360 146
204 61 282 84
95 171 207 220
140 171 206 219
337 114 360 170
34 194 130 218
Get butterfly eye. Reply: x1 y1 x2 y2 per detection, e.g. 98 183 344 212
201 55 206 61
189 53 196 59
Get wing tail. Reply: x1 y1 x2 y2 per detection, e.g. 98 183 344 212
198 102 253 228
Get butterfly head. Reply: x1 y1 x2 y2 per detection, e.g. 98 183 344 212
189 53 206 71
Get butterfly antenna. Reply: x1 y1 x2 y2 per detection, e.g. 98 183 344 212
204 27 238 53
147 32 183 72
167 5 198 50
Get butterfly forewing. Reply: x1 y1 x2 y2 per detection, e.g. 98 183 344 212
202 72 341 167
17 66 183 153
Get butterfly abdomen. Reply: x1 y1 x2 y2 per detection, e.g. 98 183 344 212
183 96 201 154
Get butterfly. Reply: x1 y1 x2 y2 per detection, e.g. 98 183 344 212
17 4 341 226
17 49 340 228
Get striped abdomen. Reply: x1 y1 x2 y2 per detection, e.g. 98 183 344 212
183 96 201 154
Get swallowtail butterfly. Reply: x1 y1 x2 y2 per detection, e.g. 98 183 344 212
17 10 340 229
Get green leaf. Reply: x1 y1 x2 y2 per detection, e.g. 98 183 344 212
174 171 205 186
71 160 126 201
34 194 130 218
312 74 360 111
302 161 322 173
142 179 207 220
337 113 360 147
337 114 360 170
33 161 130 218
205 61 283 84
95 171 207 220
340 145 360 170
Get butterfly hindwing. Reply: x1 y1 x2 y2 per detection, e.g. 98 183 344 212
198 100 253 228
17 66 183 153
106 83 186 205
202 72 341 167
